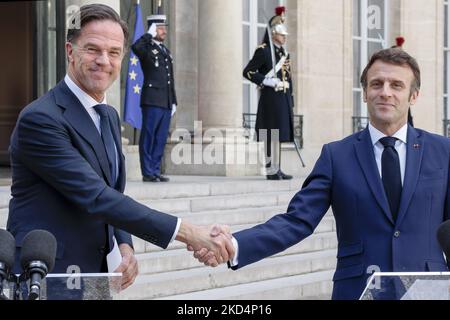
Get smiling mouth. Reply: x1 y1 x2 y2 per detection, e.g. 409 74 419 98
376 103 395 108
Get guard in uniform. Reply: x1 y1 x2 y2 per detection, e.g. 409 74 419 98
132 14 177 182
243 7 294 180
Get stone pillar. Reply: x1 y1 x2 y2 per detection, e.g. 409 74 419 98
198 0 243 130
164 0 262 176
400 0 442 134
169 0 199 132
288 0 350 169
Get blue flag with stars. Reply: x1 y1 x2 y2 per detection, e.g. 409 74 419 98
124 3 144 129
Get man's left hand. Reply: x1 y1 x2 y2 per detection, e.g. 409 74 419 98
114 243 138 290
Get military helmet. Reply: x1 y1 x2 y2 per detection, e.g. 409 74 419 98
270 6 288 36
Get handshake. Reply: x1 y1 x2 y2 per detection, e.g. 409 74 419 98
177 222 235 267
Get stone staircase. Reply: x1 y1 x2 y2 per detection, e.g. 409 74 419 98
0 175 337 300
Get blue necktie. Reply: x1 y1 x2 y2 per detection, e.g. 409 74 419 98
94 104 117 184
379 137 402 221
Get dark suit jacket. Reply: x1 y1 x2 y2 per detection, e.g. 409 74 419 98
243 43 294 142
131 34 177 109
232 126 450 299
8 80 178 273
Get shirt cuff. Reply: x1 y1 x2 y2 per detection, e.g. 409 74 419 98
229 236 239 267
169 218 182 244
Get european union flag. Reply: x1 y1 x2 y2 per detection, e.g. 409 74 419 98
124 3 144 130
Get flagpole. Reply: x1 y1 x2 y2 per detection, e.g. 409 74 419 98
132 0 139 145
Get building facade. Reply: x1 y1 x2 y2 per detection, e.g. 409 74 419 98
1 0 449 177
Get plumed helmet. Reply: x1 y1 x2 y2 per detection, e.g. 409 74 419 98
270 6 288 36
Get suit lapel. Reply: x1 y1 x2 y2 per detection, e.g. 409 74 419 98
354 128 394 224
396 126 424 226
107 108 126 190
53 81 114 186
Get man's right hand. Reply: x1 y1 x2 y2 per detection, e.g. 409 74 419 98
188 224 235 267
147 23 157 37
176 222 235 266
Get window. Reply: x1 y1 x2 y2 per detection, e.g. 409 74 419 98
242 0 282 115
352 0 388 131
34 0 66 97
444 0 450 136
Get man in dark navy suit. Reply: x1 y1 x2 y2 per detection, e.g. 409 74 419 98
195 48 450 299
131 14 177 182
7 4 233 292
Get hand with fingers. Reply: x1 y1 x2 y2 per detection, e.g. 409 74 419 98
113 243 139 290
187 224 235 267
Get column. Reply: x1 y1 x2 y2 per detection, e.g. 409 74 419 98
198 0 243 130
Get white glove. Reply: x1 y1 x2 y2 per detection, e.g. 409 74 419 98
147 23 157 37
171 104 177 116
263 77 281 88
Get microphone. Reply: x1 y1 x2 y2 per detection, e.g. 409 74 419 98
437 220 450 259
20 230 57 300
0 229 15 300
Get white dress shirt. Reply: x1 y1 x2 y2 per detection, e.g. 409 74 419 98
368 123 407 185
64 75 181 244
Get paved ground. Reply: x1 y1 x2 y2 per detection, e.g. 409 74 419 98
0 167 11 186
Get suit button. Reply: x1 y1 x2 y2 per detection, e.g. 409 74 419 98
149 84 152 87
168 81 171 84
394 231 401 238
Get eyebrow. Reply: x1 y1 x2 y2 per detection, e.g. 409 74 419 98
369 77 405 84
83 42 123 51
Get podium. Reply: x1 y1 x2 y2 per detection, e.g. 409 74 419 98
360 272 450 300
3 273 123 300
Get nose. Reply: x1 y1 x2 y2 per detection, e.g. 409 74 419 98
95 50 109 65
380 82 392 98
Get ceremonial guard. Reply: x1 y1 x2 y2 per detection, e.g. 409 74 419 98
243 6 294 180
132 13 177 182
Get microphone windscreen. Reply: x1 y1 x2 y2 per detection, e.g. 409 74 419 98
20 230 57 273
437 220 450 258
0 229 15 269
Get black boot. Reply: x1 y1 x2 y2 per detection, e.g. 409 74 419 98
277 170 293 180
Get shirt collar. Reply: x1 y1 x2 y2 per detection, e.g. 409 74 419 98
368 122 408 146
64 74 107 110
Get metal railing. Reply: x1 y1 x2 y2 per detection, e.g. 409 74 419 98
443 119 450 137
352 116 369 133
242 113 304 149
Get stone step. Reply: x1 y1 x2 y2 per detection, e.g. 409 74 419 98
135 231 337 275
121 249 336 300
0 187 10 209
139 190 298 214
0 177 304 210
0 208 7 229
132 213 335 254
155 269 334 300
0 189 298 221
124 177 302 201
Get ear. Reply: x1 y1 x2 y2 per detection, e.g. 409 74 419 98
363 89 367 103
66 42 74 63
409 89 419 106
